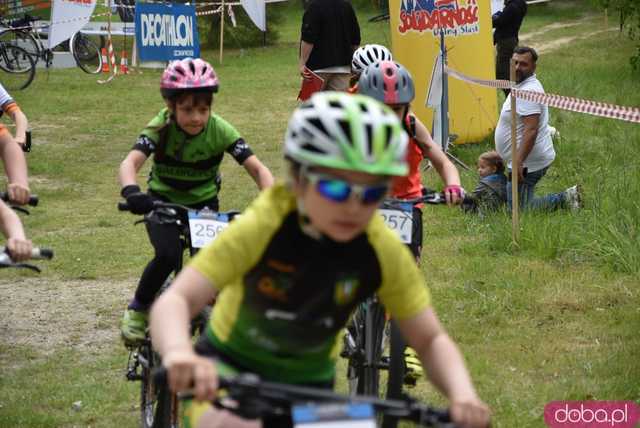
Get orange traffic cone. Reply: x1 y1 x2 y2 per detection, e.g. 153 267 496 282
101 48 109 73
119 50 129 74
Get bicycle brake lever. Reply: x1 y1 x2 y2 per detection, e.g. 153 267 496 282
12 263 41 273
11 206 30 215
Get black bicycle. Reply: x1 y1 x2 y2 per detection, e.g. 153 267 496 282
153 367 456 428
343 191 447 428
0 14 103 76
0 40 35 90
119 200 240 428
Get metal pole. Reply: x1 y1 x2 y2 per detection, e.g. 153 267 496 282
440 29 449 152
219 0 225 64
510 57 519 246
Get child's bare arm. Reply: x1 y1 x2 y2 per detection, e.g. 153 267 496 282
119 150 148 187
396 307 491 428
242 155 275 190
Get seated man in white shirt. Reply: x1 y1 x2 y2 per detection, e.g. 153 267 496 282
494 46 581 211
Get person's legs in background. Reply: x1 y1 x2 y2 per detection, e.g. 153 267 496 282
506 167 565 212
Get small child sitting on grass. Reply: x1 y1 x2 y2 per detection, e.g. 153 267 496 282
462 150 507 214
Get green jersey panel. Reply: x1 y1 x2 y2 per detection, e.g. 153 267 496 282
141 108 241 205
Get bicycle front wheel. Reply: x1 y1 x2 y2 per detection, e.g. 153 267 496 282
348 301 386 396
0 44 36 90
70 32 102 74
140 345 170 428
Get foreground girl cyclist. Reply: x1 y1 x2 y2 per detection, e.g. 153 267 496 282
0 82 31 205
150 92 490 428
119 58 274 345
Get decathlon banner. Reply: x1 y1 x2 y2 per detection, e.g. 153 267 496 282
135 2 200 61
390 0 497 144
48 0 96 49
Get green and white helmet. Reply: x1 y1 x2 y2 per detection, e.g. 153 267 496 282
284 92 408 176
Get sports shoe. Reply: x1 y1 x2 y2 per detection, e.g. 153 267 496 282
403 347 423 387
121 308 148 345
564 185 583 211
548 125 560 140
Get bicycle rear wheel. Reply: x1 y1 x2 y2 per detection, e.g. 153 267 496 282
0 44 36 90
0 29 40 63
70 32 102 74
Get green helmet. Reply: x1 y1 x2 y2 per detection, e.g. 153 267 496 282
284 92 408 176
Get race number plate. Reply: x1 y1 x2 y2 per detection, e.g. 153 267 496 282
379 207 413 244
188 209 230 248
292 402 376 428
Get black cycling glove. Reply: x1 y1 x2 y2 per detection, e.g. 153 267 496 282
121 185 154 215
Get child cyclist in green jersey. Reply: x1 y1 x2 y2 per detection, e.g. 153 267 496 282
119 58 274 345
150 92 490 428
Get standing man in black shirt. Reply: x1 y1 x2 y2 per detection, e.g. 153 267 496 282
492 0 527 94
299 0 361 91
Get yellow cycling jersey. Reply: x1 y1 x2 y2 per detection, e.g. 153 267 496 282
189 183 431 383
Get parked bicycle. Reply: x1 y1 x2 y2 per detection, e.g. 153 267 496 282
0 14 103 77
119 200 240 428
343 191 447 428
153 367 455 428
0 40 35 91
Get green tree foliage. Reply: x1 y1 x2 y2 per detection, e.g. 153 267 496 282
198 2 287 49
594 0 640 75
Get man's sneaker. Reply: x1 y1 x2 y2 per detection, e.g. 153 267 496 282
403 347 423 387
564 185 583 211
121 308 148 345
548 125 560 140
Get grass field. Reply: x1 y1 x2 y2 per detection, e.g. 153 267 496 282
0 1 639 427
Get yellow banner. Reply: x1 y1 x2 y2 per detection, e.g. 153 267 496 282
389 0 497 144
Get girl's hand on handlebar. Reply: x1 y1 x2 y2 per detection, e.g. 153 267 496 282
121 185 154 215
444 185 465 206
6 237 33 262
163 349 219 402
7 183 31 206
450 397 491 428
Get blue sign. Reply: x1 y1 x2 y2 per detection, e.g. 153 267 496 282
135 2 200 61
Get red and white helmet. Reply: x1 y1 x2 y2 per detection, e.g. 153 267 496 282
358 60 415 105
160 58 219 99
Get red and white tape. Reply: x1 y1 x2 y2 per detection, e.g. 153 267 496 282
511 89 640 124
3 12 111 31
444 66 512 90
445 66 640 124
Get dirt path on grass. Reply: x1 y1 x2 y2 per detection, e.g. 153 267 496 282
519 17 616 55
0 277 132 362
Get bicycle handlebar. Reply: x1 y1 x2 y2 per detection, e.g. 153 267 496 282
153 367 453 427
0 192 38 207
0 247 54 272
384 191 447 207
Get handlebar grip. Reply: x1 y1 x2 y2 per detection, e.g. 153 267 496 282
118 201 130 211
32 248 53 260
0 192 38 206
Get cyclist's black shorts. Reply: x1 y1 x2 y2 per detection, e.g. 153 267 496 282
194 336 334 428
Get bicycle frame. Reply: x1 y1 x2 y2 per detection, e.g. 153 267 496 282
121 201 239 428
